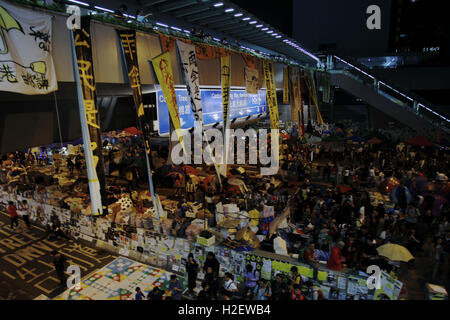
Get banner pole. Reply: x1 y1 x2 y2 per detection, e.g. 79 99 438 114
53 91 64 149
69 29 103 215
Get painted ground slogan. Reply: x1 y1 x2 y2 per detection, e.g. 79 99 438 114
0 212 115 298
0 0 57 94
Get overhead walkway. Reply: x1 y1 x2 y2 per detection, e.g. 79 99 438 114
326 56 450 137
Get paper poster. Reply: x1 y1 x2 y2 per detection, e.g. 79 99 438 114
299 265 313 278
347 277 358 296
337 276 347 290
318 270 328 282
261 259 272 280
245 66 259 94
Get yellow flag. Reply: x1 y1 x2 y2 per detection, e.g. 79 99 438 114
152 52 185 152
262 60 280 130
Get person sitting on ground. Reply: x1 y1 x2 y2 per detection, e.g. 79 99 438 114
197 282 213 300
147 286 163 300
167 274 183 300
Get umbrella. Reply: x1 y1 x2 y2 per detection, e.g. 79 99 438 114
123 127 142 136
182 165 198 175
376 243 414 262
405 135 434 147
0 6 23 55
367 137 382 145
380 177 400 194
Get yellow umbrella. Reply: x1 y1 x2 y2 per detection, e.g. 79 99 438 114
376 243 414 262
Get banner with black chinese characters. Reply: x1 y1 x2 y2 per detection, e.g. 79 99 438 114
262 60 280 130
219 55 231 177
288 66 300 124
151 51 186 153
71 17 107 215
176 40 203 123
176 40 222 184
0 0 57 94
117 29 160 217
245 66 258 94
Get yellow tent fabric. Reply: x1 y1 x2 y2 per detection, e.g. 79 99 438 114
376 243 414 262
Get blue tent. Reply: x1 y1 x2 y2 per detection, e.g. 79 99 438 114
347 135 365 142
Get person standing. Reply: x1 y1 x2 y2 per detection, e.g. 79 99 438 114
186 177 196 202
327 241 346 271
185 253 199 294
51 250 67 286
243 264 259 299
19 200 31 230
7 201 19 230
221 272 239 300
135 287 146 300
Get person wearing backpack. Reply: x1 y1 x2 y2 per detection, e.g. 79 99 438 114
253 279 272 300
243 264 259 299
221 272 238 300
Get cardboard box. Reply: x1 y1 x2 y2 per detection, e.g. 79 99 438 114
197 234 215 247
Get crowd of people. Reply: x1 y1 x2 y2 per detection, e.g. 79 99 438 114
1 122 449 300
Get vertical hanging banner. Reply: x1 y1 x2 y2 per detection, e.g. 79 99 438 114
262 60 280 130
282 67 289 104
244 66 259 94
0 0 57 94
117 29 159 217
219 55 231 177
176 40 221 183
176 40 203 123
151 51 185 152
70 16 107 215
288 66 300 124
298 70 305 136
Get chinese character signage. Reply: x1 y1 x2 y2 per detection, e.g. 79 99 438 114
71 16 107 216
117 29 159 217
262 60 280 130
176 40 203 124
151 50 185 153
0 0 57 94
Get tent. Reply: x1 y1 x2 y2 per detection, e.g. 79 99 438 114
405 135 434 146
367 137 382 145
346 135 365 143
123 127 142 136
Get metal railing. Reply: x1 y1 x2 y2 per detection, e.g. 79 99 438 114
324 55 450 135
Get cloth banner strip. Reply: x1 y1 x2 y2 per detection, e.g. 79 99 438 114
0 0 57 94
176 40 221 184
262 60 280 130
71 17 107 215
116 29 159 216
158 32 259 66
151 51 186 153
244 66 259 95
298 70 305 136
283 67 289 104
219 55 231 177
